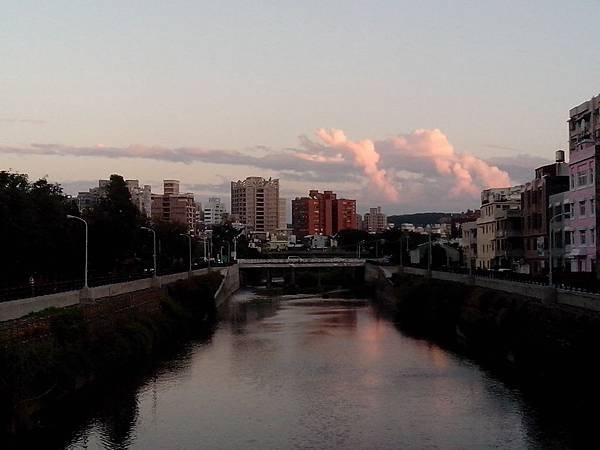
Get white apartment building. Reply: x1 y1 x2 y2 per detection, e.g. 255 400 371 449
203 197 227 226
363 206 387 232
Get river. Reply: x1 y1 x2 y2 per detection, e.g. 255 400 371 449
24 290 580 449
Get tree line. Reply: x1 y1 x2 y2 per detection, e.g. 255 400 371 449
0 172 251 288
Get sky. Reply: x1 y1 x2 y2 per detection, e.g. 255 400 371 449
1 0 600 213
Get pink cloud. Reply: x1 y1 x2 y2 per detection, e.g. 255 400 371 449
387 129 512 197
315 128 401 202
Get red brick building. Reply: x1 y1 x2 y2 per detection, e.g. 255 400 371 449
292 190 357 237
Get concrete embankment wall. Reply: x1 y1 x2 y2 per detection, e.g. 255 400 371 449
0 268 222 322
214 264 240 307
374 265 600 312
368 265 600 406
0 270 225 434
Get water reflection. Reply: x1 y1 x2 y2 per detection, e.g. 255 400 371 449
11 291 586 449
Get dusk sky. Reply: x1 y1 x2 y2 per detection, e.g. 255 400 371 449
2 0 600 213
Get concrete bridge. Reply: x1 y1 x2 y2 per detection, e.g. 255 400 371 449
237 258 367 288
237 258 366 269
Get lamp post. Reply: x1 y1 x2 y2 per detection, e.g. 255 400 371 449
357 240 365 259
224 241 231 263
179 233 192 276
232 236 238 261
141 226 157 278
67 215 88 289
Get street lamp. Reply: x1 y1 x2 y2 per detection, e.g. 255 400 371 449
179 233 192 275
357 240 365 259
67 215 88 289
141 226 157 278
232 236 238 261
224 241 231 263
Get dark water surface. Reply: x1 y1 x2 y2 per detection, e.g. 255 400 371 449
30 292 579 449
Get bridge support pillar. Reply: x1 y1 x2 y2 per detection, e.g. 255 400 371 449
317 269 322 290
266 269 272 288
290 267 296 287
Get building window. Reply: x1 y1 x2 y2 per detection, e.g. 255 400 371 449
590 166 595 184
580 230 587 245
554 231 563 249
565 231 571 245
554 205 562 218
592 228 596 244
578 169 588 186
580 201 586 216
591 199 595 215
571 175 575 189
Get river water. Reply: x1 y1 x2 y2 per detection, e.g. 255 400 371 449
38 291 577 449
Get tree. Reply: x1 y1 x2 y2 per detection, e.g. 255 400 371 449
85 174 145 275
0 171 80 286
335 229 370 251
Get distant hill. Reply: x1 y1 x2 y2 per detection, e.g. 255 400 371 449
387 212 457 226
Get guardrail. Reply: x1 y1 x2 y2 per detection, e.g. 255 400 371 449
238 258 367 264
0 263 234 303
0 267 230 322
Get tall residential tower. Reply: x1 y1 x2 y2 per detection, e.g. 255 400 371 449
231 177 280 232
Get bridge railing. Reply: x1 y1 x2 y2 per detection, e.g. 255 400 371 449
237 258 367 264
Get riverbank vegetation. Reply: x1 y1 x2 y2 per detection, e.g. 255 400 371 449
0 271 223 435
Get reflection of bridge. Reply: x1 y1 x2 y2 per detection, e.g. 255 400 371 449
237 258 367 287
237 258 366 268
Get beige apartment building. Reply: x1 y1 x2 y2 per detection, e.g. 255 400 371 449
476 186 524 270
231 177 280 232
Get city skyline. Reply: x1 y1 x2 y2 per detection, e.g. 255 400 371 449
3 1 600 212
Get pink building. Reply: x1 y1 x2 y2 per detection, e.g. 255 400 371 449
562 141 597 272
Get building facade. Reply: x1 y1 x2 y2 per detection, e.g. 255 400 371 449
520 154 569 275
363 206 387 232
126 180 152 218
569 94 600 153
553 141 598 272
151 180 198 235
231 177 280 233
476 186 524 270
203 197 226 226
77 178 151 217
278 198 287 230
292 190 357 238
460 221 478 269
